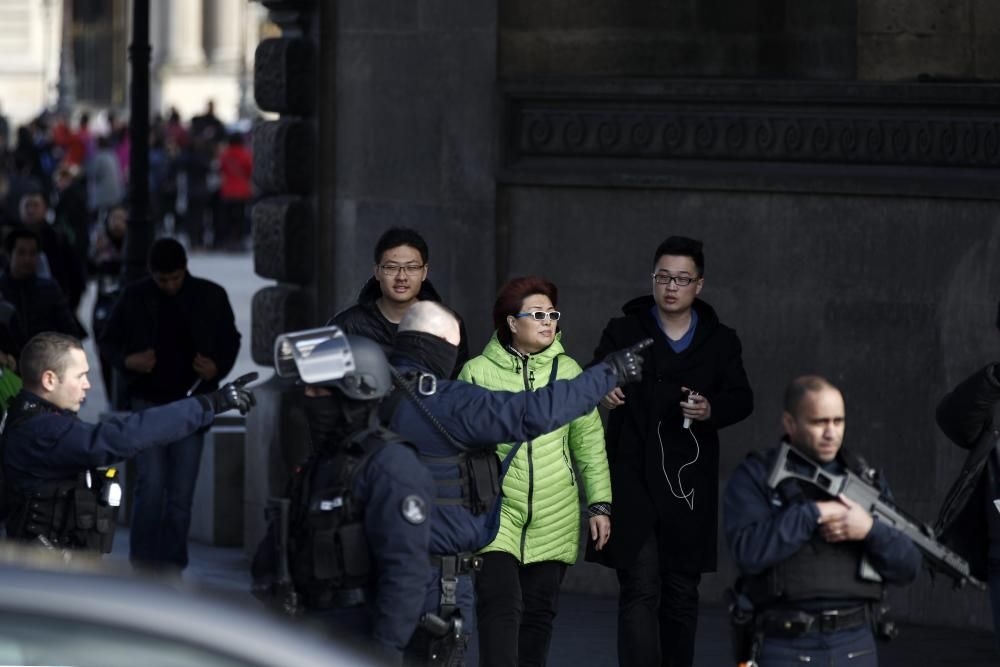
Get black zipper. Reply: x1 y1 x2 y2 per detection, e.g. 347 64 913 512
518 352 534 562
561 436 575 486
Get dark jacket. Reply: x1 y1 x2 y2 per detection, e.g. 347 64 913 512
0 272 85 340
331 278 469 377
386 353 619 557
354 440 434 655
724 444 921 594
98 273 240 405
590 296 753 572
31 222 87 311
934 364 1000 581
2 390 214 492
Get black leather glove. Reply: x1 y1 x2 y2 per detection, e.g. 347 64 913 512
200 372 259 415
603 339 653 386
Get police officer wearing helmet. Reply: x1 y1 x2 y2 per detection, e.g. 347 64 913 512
723 376 920 666
381 301 650 665
256 326 434 664
2 332 255 552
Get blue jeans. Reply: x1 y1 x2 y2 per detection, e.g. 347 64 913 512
758 625 877 667
129 403 205 570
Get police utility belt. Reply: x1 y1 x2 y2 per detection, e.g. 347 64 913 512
756 605 869 638
7 468 122 553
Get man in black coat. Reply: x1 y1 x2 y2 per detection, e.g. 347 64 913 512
99 238 241 572
935 315 1000 651
329 227 469 376
590 236 754 667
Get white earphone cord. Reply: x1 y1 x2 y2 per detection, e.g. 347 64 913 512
657 421 699 511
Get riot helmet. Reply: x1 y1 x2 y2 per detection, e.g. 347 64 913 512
274 326 392 401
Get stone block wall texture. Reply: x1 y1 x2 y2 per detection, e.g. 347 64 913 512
500 0 857 79
317 0 499 329
246 2 321 554
858 0 1000 80
498 186 1000 629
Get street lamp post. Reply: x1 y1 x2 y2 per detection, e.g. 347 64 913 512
123 0 151 283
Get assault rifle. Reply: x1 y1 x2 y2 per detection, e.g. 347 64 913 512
252 497 301 615
767 443 985 591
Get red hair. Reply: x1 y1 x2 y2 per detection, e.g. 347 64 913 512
493 276 559 347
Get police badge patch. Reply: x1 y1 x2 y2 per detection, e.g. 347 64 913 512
401 495 427 525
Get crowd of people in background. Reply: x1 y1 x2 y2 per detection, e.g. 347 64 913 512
0 100 254 409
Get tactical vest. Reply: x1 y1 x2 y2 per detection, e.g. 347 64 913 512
6 471 119 553
740 449 884 607
2 392 119 552
284 430 396 610
383 361 565 517
382 370 505 516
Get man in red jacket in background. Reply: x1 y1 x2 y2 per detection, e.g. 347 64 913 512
217 132 253 251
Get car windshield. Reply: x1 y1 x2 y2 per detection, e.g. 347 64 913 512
0 610 254 667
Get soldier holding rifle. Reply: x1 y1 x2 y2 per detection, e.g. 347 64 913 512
722 375 921 666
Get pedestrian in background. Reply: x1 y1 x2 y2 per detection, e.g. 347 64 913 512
99 238 241 573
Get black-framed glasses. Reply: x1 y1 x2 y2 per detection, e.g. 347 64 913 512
652 273 698 287
515 311 561 321
379 263 425 276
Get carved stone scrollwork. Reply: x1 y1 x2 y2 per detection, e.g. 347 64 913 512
251 285 311 365
254 38 314 115
252 196 313 284
502 80 1000 191
252 119 314 196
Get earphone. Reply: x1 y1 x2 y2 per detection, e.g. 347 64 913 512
656 420 699 511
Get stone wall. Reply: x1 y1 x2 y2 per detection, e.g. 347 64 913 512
496 78 1000 628
499 185 1000 628
500 0 857 79
858 0 1000 81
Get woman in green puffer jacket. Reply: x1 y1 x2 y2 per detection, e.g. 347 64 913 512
458 276 611 667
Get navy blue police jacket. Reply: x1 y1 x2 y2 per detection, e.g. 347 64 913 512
3 390 214 492
352 440 434 655
723 443 921 587
386 353 618 556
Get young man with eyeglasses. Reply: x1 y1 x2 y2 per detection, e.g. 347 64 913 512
590 235 754 667
329 227 469 376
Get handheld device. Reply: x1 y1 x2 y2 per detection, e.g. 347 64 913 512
683 391 698 429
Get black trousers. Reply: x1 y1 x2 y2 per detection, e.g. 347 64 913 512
616 532 702 667
475 551 567 667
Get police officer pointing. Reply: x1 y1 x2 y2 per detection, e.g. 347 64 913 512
2 332 255 552
383 302 650 665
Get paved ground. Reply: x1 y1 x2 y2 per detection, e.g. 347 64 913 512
106 524 997 667
91 251 997 665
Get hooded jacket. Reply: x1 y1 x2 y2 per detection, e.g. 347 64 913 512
458 332 611 564
330 277 469 376
590 295 753 572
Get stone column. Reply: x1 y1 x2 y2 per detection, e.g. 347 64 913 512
209 0 240 66
165 0 204 67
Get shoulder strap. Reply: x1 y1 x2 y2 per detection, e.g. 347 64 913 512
548 354 561 385
388 367 470 453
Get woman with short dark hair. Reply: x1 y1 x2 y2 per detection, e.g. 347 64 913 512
458 276 611 667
